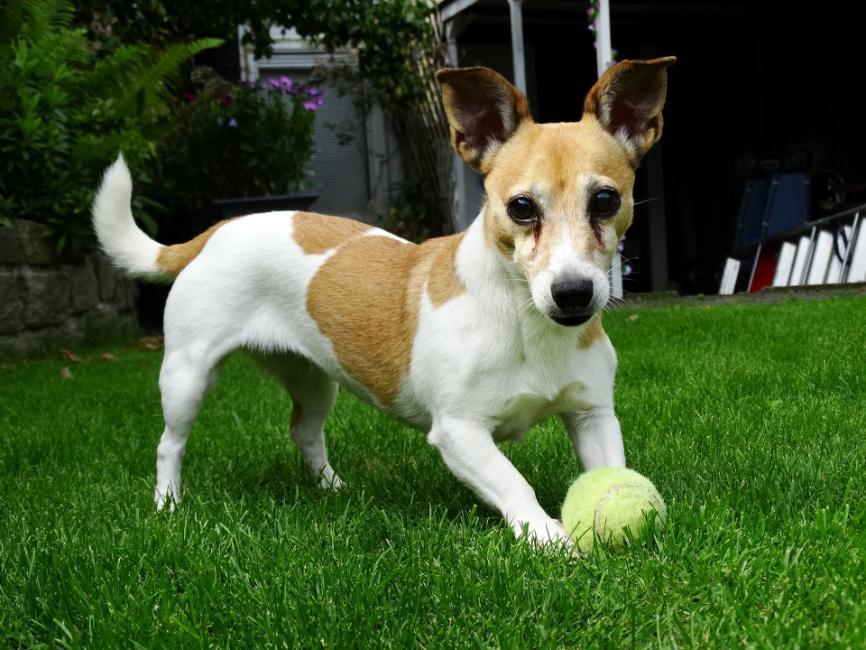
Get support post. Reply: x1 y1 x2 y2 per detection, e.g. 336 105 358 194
592 0 621 297
445 19 469 231
594 0 613 75
507 0 527 94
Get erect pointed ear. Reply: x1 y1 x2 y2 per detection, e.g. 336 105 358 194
583 56 676 164
436 66 532 174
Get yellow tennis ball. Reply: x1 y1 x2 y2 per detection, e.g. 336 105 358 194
561 467 666 553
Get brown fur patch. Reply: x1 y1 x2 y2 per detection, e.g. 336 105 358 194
156 220 232 277
578 314 605 349
306 232 465 406
426 233 466 307
485 212 516 258
292 211 370 255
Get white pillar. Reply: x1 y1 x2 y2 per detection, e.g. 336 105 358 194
446 19 470 231
507 0 527 94
594 0 613 76
592 0 622 297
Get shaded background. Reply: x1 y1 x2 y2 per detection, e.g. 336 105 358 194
447 0 866 294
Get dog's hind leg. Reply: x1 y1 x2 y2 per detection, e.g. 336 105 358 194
154 347 223 510
260 354 342 489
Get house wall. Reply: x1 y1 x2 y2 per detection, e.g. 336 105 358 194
240 28 402 222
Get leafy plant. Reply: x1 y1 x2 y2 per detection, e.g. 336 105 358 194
378 181 438 243
154 68 320 225
73 0 453 235
0 0 220 254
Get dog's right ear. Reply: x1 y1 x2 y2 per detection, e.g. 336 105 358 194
436 66 532 174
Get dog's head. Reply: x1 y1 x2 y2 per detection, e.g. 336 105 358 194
437 57 674 326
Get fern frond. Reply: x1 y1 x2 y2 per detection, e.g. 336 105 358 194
137 38 224 103
0 0 26 47
20 0 74 46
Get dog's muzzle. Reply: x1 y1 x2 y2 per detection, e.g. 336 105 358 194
549 277 595 326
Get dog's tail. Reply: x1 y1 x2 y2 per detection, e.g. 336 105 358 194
93 155 219 281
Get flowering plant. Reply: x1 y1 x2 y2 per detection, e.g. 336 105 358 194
156 69 321 223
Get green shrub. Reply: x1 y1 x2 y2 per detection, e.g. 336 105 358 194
154 68 320 224
0 0 219 255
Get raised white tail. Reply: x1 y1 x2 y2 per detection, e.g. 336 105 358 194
92 155 164 280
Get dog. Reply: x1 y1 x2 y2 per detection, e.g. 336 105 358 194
92 57 674 547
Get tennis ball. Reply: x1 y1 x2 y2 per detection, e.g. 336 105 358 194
561 467 666 553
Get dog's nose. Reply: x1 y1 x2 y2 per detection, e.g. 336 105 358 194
551 277 594 311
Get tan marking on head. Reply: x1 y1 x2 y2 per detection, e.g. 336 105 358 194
292 211 371 255
156 219 233 277
307 232 465 405
483 119 637 273
578 314 605 349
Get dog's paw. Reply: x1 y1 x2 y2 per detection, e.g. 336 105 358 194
154 484 180 512
513 517 573 551
317 473 344 491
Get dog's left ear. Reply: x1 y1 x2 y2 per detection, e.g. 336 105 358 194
583 56 676 164
436 66 532 174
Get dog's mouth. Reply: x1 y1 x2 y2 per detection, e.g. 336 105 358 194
549 311 594 327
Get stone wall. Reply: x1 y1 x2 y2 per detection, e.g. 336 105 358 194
0 220 139 357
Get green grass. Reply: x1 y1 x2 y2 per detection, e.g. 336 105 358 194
1 297 865 648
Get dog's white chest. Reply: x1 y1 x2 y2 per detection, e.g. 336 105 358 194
489 388 579 440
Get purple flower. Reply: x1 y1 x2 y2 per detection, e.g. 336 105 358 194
303 100 320 112
227 117 238 127
273 76 294 93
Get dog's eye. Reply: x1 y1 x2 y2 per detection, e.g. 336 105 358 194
590 188 621 218
507 196 538 224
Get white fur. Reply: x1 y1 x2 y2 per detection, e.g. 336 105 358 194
408 216 623 544
92 156 163 280
94 157 626 549
526 174 614 319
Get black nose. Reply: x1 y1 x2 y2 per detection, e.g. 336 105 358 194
551 277 595 311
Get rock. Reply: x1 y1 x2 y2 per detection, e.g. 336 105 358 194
0 249 141 357
20 268 72 327
57 315 87 344
0 329 48 357
84 302 118 332
0 269 23 334
94 253 119 302
69 257 99 314
13 220 56 265
0 227 19 265
119 277 140 310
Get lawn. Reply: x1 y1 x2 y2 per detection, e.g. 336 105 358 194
1 296 864 647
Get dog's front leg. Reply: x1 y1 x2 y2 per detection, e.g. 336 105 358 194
428 416 570 547
561 407 626 470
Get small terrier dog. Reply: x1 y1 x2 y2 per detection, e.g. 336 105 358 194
93 57 674 547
